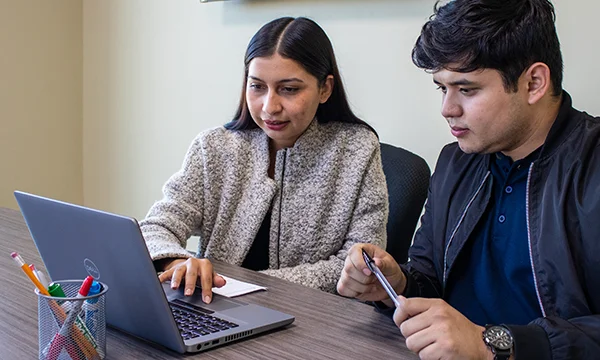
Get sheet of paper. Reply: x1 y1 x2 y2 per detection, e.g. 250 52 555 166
212 275 267 297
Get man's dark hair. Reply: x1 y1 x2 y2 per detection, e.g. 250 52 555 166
412 0 563 96
226 17 375 134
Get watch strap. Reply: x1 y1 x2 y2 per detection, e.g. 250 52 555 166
493 349 510 360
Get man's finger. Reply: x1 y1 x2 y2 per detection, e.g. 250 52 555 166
416 341 442 360
347 244 373 278
399 312 432 339
404 326 436 354
394 296 436 327
338 270 376 295
401 297 437 317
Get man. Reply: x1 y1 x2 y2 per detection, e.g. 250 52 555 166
337 1 600 359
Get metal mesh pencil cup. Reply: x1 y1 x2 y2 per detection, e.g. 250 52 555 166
36 280 108 360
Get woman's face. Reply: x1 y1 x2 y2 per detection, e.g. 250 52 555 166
246 54 333 151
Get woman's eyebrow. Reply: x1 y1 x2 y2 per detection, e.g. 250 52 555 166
248 75 304 84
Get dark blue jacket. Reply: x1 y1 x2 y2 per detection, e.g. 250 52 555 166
401 92 600 359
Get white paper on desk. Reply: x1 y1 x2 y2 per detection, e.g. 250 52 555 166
212 275 267 297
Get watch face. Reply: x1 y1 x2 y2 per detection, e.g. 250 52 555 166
484 326 513 350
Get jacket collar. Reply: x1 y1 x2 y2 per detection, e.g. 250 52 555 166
538 90 578 160
289 118 321 152
264 118 321 154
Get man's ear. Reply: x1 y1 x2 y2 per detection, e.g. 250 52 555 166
319 75 334 104
524 62 552 105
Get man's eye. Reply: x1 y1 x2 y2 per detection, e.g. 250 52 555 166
460 88 477 95
436 86 447 94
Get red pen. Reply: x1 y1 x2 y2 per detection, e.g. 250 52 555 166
45 276 95 360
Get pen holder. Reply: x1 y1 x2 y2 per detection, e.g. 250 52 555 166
36 280 108 360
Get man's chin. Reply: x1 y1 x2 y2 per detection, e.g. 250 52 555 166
457 142 487 155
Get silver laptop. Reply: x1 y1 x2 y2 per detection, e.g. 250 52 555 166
14 191 295 353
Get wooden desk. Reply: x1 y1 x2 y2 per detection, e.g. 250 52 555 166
0 207 416 359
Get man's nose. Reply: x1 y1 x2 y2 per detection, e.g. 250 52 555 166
441 93 463 119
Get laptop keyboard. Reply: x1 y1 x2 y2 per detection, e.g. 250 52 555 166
169 299 239 340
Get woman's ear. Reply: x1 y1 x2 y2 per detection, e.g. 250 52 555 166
319 75 334 104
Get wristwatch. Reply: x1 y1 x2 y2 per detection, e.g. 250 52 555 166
482 325 513 360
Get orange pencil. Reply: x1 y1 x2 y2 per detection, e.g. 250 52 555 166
11 252 49 295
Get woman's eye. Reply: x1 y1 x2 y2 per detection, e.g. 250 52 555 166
281 87 299 93
249 83 264 90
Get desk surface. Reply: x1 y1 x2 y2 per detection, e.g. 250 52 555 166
0 207 416 359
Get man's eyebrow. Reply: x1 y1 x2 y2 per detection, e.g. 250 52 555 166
433 78 478 86
248 76 304 84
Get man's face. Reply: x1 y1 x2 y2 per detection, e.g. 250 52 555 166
433 68 532 156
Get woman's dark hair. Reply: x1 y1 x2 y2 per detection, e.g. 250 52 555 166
412 0 563 96
225 17 375 134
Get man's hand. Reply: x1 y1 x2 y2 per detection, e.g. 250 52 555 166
394 297 493 360
337 243 406 304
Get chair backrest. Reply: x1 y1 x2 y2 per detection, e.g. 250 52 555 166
380 143 430 264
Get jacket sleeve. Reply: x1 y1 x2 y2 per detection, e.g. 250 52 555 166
399 190 442 299
139 136 205 261
399 146 449 299
506 315 600 360
261 142 389 293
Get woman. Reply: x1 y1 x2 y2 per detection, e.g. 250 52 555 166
141 17 388 303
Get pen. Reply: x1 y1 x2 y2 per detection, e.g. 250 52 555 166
362 249 401 308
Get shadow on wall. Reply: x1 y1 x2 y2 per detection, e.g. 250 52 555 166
220 0 433 23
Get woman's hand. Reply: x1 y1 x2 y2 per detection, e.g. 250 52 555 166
158 258 226 304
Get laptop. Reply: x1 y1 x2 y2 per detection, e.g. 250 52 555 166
14 191 295 353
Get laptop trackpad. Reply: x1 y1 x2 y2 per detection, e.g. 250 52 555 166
163 282 245 312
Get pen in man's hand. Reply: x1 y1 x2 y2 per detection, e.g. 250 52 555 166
362 249 400 307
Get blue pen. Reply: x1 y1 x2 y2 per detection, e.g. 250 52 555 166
362 249 401 307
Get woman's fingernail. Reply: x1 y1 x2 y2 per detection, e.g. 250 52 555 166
204 295 211 304
185 289 192 296
171 282 178 289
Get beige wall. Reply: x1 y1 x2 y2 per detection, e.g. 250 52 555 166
82 0 600 221
3 0 597 219
1 0 83 209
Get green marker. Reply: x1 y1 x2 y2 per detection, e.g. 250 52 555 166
48 283 66 298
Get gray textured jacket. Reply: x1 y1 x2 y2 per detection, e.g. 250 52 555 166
140 120 388 293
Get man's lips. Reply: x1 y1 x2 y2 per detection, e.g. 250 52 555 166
450 126 469 137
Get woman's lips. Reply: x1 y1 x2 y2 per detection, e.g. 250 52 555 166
264 120 289 131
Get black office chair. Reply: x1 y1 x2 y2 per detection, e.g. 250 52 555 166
380 143 430 264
